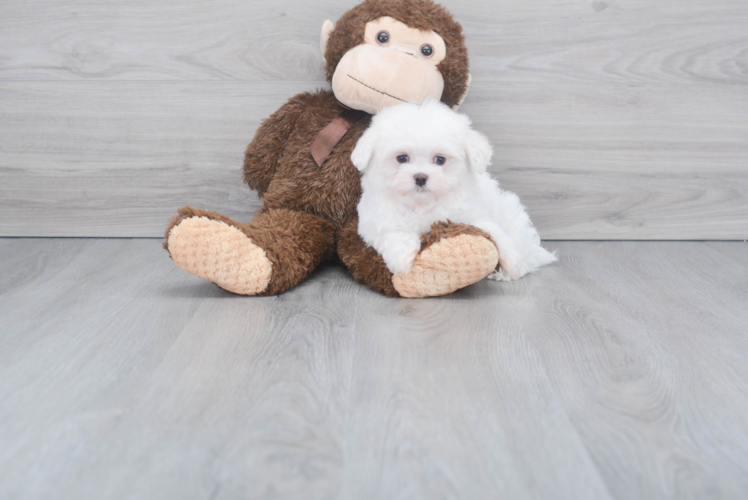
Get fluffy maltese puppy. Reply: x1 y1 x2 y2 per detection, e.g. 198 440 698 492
351 99 556 281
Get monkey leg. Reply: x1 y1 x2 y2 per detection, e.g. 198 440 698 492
165 206 334 295
338 218 499 298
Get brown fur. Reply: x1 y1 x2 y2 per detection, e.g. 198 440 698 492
419 220 495 252
243 208 335 296
339 216 400 297
421 222 500 273
242 92 318 198
324 0 469 108
166 1 493 296
245 90 371 234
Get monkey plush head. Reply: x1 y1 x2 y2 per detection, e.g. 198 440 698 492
320 0 471 114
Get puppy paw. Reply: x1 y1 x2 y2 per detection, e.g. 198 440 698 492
497 250 530 281
385 248 420 275
487 269 512 282
381 234 421 276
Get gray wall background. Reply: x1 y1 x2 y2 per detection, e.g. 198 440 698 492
1 0 746 239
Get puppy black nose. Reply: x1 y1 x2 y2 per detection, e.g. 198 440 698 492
414 173 428 187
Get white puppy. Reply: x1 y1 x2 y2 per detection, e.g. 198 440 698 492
351 99 556 281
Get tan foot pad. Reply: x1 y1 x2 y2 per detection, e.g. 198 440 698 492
392 234 499 298
167 216 272 295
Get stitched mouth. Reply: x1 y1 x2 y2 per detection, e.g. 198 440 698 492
347 74 405 103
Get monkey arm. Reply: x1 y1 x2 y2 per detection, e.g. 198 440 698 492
242 92 316 197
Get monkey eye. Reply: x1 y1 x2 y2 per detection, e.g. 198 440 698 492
420 44 433 57
377 31 390 45
396 154 409 164
434 156 446 165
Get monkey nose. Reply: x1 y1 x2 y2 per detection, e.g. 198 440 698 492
391 43 418 58
414 174 428 187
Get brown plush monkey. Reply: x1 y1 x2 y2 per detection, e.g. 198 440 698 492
164 0 500 297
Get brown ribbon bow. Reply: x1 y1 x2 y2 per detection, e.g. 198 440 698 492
310 109 369 168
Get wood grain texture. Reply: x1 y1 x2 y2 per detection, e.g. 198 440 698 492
1 238 747 499
1 81 746 238
1 0 747 238
0 81 310 237
1 0 746 85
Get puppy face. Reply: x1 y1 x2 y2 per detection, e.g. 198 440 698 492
352 100 492 210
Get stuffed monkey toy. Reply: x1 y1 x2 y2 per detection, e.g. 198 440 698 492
164 0 501 297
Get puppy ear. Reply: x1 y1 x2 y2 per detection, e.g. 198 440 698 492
464 129 493 173
351 130 376 172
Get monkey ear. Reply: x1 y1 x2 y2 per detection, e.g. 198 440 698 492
320 20 334 63
464 128 493 173
452 74 472 110
351 132 377 172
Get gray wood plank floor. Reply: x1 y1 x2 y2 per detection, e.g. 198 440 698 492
1 238 747 500
2 81 746 239
2 0 745 85
2 0 747 239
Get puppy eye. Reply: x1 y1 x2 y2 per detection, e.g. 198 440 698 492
434 156 446 165
396 154 409 163
377 31 390 45
420 44 433 57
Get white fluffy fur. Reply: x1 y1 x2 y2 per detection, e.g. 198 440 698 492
351 99 557 280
